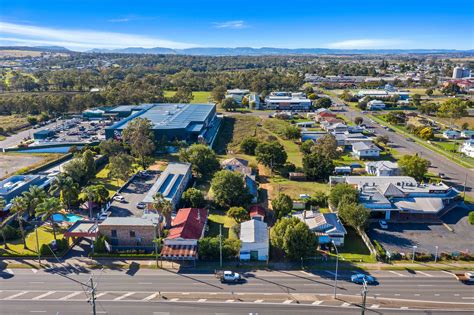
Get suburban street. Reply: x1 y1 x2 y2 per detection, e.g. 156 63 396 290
0 267 473 314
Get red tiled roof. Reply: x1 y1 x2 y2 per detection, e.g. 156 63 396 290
167 208 208 240
249 205 266 218
161 244 197 258
319 112 337 117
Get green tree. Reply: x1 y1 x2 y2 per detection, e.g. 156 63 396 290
227 207 249 223
438 98 468 125
255 141 287 170
461 122 470 130
99 139 125 157
441 82 461 96
272 193 293 219
418 127 434 140
172 86 194 103
36 197 62 241
411 94 421 107
108 154 134 186
153 192 173 228
82 149 96 181
211 85 227 103
182 188 206 208
179 144 220 178
338 201 369 231
270 217 317 260
282 125 301 140
374 135 390 146
221 98 239 111
10 196 28 249
302 152 334 181
49 174 79 210
0 197 13 249
79 185 109 219
398 154 430 181
22 185 47 217
425 88 434 96
315 97 332 109
418 102 438 115
198 236 241 260
240 137 259 155
122 117 156 169
211 170 251 207
354 116 363 125
329 184 358 208
312 134 340 159
300 140 314 155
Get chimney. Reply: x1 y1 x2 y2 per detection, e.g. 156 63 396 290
197 209 201 222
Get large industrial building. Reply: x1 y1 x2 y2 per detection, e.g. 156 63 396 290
105 104 220 146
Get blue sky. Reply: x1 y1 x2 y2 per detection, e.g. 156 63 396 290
1 0 473 50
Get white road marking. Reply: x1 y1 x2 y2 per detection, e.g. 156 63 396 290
440 270 456 277
417 285 433 287
283 300 293 304
29 282 45 284
31 269 38 274
170 298 179 302
370 304 380 309
181 293 190 295
394 294 400 296
60 292 83 300
454 294 460 297
312 301 323 305
95 292 109 298
210 293 217 295
4 291 28 300
6 269 14 274
400 307 408 310
389 271 407 277
225 299 234 303
143 293 159 301
29 311 46 313
434 294 440 296
300 271 314 276
32 291 56 300
198 299 207 302
341 302 350 307
254 300 263 303
114 292 135 301
324 271 336 276
138 282 152 285
462 297 474 300
416 271 434 277
414 294 420 296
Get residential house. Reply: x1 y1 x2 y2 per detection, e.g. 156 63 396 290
239 219 269 261
461 130 474 139
352 142 381 159
335 132 373 147
293 211 347 246
225 89 249 104
248 93 262 109
365 161 400 176
367 100 386 110
143 162 192 211
221 157 258 203
322 122 349 134
98 214 160 250
443 130 461 140
301 131 327 142
460 139 474 157
264 92 312 111
289 172 307 181
314 109 337 122
161 208 208 261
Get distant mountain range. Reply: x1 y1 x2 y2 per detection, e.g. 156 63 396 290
1 45 473 56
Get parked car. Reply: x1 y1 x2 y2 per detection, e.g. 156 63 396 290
113 195 125 203
351 274 376 285
136 202 146 209
379 220 388 229
439 173 448 179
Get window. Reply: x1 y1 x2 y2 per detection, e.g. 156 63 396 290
111 230 117 237
130 230 136 238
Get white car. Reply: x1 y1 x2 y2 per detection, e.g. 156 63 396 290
113 195 125 202
379 220 388 229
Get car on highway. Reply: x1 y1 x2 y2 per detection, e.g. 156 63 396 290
217 271 245 283
406 137 415 142
351 274 376 285
439 173 448 179
136 202 147 209
379 220 388 229
113 195 126 203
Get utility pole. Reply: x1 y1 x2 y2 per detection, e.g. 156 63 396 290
35 224 41 265
332 240 339 299
89 277 97 315
434 246 439 263
154 223 158 268
219 224 222 268
361 279 368 315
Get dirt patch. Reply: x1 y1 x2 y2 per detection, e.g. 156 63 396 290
0 153 49 178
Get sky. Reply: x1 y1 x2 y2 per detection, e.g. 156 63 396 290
1 0 473 51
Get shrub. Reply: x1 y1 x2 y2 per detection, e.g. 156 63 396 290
40 238 69 256
373 240 386 260
468 211 474 225
94 235 109 253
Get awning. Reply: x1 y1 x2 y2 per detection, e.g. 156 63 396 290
161 244 197 260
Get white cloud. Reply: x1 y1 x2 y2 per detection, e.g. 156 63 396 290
107 18 131 23
213 20 247 29
326 39 410 49
0 21 196 50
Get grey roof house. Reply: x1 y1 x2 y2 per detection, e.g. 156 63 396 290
293 210 347 246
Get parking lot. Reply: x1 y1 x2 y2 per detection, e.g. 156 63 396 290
108 170 160 218
367 206 474 255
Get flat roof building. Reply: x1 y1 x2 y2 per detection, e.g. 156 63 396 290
265 92 312 111
105 103 220 146
0 175 48 205
143 162 192 210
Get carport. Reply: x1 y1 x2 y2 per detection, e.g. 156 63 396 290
64 220 98 243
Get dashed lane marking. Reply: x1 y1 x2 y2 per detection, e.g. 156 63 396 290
31 269 38 274
341 302 350 307
283 300 293 304
170 298 179 302
254 300 263 303
416 271 434 277
4 291 28 300
59 292 83 300
389 271 407 277
312 301 323 305
32 291 56 300
198 299 207 302
370 304 380 309
114 292 135 301
225 299 234 303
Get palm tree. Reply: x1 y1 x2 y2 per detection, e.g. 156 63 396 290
0 196 14 249
80 185 109 219
36 197 62 241
153 193 173 228
10 196 28 249
49 174 79 211
22 185 47 218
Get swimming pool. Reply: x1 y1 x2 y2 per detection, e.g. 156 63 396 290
52 213 84 223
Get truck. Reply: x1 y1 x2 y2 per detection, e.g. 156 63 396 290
454 272 474 284
216 270 244 283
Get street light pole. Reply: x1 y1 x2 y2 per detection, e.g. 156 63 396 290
434 246 439 263
412 246 417 263
361 278 368 315
219 224 222 268
35 224 41 265
332 240 339 299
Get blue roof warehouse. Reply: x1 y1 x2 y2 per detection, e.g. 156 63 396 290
105 104 220 146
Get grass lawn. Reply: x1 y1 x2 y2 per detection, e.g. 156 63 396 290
206 209 238 239
268 176 329 200
0 225 65 256
0 114 30 131
163 91 212 103
330 227 376 263
93 163 141 197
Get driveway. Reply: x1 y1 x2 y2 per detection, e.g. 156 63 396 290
108 171 160 217
367 206 474 255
